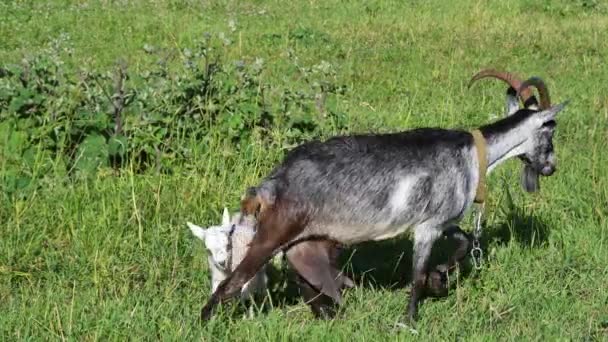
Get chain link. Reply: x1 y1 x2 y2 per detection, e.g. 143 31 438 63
470 203 485 270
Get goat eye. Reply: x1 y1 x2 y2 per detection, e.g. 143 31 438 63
542 120 556 129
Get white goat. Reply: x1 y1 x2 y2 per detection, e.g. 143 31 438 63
187 208 274 301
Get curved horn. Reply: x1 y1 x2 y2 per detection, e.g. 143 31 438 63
518 77 551 110
468 69 536 105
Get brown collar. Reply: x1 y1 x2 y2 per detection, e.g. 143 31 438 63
469 129 488 204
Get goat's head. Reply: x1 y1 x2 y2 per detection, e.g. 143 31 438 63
469 70 568 192
187 208 232 270
516 77 568 191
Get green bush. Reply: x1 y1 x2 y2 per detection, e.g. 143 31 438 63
0 33 348 199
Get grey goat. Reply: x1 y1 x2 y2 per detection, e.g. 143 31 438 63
200 70 568 322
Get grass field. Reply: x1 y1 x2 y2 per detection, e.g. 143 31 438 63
1 0 608 340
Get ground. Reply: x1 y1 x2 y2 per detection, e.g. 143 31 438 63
1 0 607 340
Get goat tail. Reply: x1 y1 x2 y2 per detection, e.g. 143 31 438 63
240 187 261 216
240 182 276 217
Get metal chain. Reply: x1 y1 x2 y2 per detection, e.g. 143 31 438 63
470 203 485 270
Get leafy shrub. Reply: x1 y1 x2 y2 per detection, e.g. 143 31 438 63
0 32 349 198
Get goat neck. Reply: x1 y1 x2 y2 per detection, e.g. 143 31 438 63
479 110 535 173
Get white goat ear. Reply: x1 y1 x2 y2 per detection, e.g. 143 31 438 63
222 207 230 226
505 87 519 116
537 100 569 124
187 222 207 241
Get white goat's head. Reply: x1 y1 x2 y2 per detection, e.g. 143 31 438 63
187 208 232 271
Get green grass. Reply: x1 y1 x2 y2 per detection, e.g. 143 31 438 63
2 0 608 340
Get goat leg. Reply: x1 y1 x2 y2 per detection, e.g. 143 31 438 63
406 228 438 322
287 239 349 318
287 241 341 301
427 225 471 297
200 240 276 321
294 273 338 319
328 242 355 289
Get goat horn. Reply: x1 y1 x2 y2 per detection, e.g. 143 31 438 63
468 69 535 105
518 77 551 110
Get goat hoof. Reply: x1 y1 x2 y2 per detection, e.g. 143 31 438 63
405 311 418 326
394 319 418 334
426 269 449 297
312 306 337 320
200 307 213 322
405 301 419 323
341 275 355 289
200 297 219 322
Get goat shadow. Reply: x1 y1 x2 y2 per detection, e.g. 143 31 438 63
337 205 552 291
487 205 551 249
341 207 550 289
257 205 551 311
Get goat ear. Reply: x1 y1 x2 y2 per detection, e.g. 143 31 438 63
505 87 520 116
187 222 207 240
537 100 569 124
222 207 230 226
521 165 540 193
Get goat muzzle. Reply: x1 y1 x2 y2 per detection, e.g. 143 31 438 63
540 164 556 176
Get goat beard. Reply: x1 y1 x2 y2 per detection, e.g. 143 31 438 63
521 164 540 193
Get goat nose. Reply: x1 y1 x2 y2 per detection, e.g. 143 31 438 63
541 164 556 176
